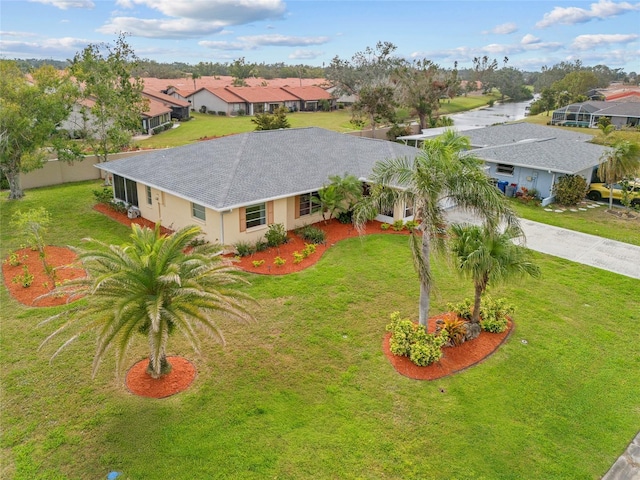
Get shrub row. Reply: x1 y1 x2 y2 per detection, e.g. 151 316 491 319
386 312 447 367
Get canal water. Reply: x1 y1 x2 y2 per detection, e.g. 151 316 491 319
448 99 532 128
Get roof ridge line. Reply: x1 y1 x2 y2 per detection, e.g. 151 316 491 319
218 132 250 209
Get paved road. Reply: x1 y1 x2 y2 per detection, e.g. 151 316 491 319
445 207 640 479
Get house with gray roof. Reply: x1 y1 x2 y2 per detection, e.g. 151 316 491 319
461 123 609 204
96 127 421 246
551 101 640 128
402 123 610 205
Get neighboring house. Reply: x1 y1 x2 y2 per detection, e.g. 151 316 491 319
95 127 421 247
187 87 247 116
459 123 608 205
550 101 640 128
186 86 335 115
60 94 173 137
280 86 335 111
402 123 610 205
142 88 190 120
140 98 172 135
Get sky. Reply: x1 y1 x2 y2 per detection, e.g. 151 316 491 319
1 0 639 73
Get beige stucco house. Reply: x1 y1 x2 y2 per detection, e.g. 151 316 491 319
96 127 421 248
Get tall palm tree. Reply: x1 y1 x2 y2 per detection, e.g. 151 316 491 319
41 224 254 379
449 223 541 337
354 130 520 328
597 140 640 210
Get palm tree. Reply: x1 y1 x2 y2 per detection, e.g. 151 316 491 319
40 223 254 379
354 130 520 328
449 223 541 338
597 140 640 210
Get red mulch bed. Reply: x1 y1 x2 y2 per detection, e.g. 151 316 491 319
125 356 196 398
3 246 86 307
93 203 174 235
3 205 514 396
232 218 409 275
383 313 513 381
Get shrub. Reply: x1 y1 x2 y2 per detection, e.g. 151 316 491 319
380 223 391 230
336 210 353 224
387 124 412 141
447 298 474 321
93 187 113 205
295 225 326 244
392 219 405 231
199 105 207 114
12 265 34 288
405 220 420 232
441 314 467 346
265 223 288 247
4 252 26 267
235 241 256 257
553 174 588 206
252 259 265 268
255 238 269 252
302 243 317 257
386 312 446 366
273 256 286 267
480 296 515 333
292 251 304 264
218 111 226 116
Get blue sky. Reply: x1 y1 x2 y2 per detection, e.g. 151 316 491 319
1 0 639 72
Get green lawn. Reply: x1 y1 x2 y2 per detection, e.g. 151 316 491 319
1 181 639 479
509 198 640 246
135 94 501 149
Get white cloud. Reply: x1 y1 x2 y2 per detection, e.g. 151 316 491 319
288 49 324 60
114 0 286 23
484 22 518 35
521 34 540 45
198 40 254 51
28 0 94 9
536 0 640 28
102 0 287 39
236 34 330 47
97 17 228 38
572 33 639 49
0 37 91 58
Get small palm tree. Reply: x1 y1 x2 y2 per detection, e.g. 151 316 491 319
354 130 520 329
449 223 541 338
41 223 254 379
597 140 640 210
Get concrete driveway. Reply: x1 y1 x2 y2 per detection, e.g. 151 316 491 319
444 207 640 280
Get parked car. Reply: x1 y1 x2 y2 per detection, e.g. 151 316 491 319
586 181 640 205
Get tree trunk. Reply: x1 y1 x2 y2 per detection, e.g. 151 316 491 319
418 229 431 327
6 169 23 200
472 282 483 324
418 113 427 131
147 353 172 379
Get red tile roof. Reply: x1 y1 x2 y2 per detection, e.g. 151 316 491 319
281 86 334 101
224 86 299 103
143 88 190 107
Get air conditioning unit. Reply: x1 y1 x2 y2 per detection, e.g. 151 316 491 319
127 206 141 219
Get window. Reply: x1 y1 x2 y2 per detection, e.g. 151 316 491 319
113 174 139 206
496 164 514 175
404 201 414 218
299 191 321 216
246 203 266 229
146 186 152 205
192 202 206 221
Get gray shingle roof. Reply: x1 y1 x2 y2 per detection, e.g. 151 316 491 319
97 127 421 211
456 122 609 174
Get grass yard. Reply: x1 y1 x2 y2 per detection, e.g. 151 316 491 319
134 94 501 150
1 181 639 479
508 198 640 246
